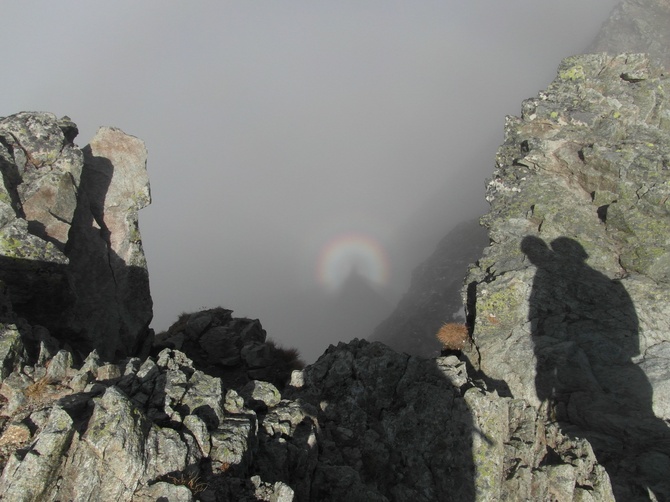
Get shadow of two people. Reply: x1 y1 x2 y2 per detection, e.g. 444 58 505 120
522 235 670 500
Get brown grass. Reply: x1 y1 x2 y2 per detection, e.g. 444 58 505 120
436 323 469 351
267 339 305 372
25 376 54 402
165 473 208 494
159 311 191 337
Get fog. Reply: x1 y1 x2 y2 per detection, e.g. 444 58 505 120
2 1 619 362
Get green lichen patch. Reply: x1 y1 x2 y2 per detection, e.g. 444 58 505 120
476 276 528 339
559 64 585 82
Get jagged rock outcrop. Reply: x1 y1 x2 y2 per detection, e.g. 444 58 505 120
589 0 670 69
0 326 614 501
67 126 153 359
465 53 670 500
0 112 152 360
371 219 488 357
154 307 304 390
373 0 670 365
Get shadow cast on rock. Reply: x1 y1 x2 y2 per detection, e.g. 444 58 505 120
522 235 670 500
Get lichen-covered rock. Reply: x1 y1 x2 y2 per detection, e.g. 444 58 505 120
0 112 153 360
8 52 670 498
241 380 281 410
0 324 617 502
58 387 151 500
66 125 153 359
0 324 26 381
466 53 670 500
0 112 83 248
0 406 75 501
0 334 309 499
0 120 76 333
132 481 194 502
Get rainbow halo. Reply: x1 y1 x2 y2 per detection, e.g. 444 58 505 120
316 232 390 292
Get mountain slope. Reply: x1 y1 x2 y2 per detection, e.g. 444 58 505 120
370 219 487 357
465 52 670 500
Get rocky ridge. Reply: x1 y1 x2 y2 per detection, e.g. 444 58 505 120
0 313 613 501
465 53 670 500
0 99 624 500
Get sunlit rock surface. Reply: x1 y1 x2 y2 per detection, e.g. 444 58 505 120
0 113 152 359
465 53 670 500
0 334 614 501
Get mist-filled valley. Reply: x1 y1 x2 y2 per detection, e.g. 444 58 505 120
2 1 621 362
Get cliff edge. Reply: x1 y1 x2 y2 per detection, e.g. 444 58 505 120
466 52 670 500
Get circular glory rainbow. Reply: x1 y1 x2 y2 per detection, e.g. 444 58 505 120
316 233 390 292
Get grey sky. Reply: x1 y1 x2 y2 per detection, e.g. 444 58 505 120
2 1 619 362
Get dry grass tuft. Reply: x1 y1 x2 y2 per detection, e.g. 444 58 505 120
166 472 208 494
25 377 54 402
0 423 31 447
266 339 305 372
436 323 469 351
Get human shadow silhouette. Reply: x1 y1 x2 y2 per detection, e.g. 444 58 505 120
521 235 670 500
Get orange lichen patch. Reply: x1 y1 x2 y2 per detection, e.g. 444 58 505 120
436 323 469 350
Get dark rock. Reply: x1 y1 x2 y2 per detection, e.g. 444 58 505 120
200 326 242 366
0 326 615 501
8 31 670 496
156 308 304 391
0 324 26 381
66 126 153 359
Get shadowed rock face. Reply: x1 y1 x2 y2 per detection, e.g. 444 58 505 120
0 331 614 501
4 8 670 495
589 0 670 69
0 113 153 360
66 126 153 359
0 104 617 499
466 53 670 500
